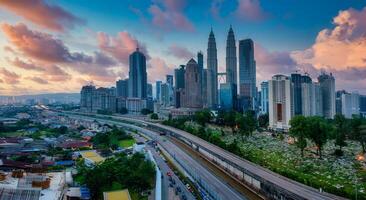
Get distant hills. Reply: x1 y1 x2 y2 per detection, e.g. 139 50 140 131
0 93 80 104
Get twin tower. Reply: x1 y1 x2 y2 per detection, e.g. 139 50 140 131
205 26 256 111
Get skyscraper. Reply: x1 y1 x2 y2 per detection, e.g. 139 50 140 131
116 79 128 98
128 48 147 99
166 74 174 106
341 92 360 118
174 65 185 108
260 81 269 114
318 72 336 119
147 83 153 98
197 51 204 78
291 73 312 115
239 39 256 112
220 83 236 110
268 75 293 131
226 26 237 86
301 82 323 117
207 29 218 109
182 59 202 108
156 81 162 101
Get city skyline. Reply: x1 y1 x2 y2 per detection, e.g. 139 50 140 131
0 0 366 96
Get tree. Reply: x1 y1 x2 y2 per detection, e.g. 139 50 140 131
334 114 348 155
258 114 269 128
243 110 257 136
195 109 212 126
307 116 331 158
150 113 158 120
289 115 309 157
351 116 366 153
224 111 238 133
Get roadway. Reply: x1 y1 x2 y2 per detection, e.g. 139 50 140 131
110 115 347 200
66 113 248 200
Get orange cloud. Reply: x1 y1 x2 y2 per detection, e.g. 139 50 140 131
0 0 85 31
97 31 150 64
0 68 20 84
292 7 366 71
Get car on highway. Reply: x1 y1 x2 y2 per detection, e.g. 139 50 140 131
166 171 172 176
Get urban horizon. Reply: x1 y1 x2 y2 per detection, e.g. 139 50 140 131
0 1 366 96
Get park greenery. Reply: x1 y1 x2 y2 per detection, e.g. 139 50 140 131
92 126 133 150
75 153 155 200
163 110 366 199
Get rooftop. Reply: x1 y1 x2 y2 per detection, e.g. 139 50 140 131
103 189 131 200
80 150 105 163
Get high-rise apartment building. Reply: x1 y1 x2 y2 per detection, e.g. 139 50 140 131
301 82 323 117
341 92 360 118
128 48 147 99
268 75 293 131
318 72 336 119
207 29 218 109
239 39 256 112
174 65 185 108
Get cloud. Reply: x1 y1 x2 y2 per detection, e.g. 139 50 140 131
1 23 119 83
97 31 150 64
291 7 366 71
254 43 298 80
210 0 225 20
167 44 194 60
1 23 92 63
26 76 49 84
148 0 194 32
290 6 366 93
10 57 44 71
234 0 268 21
0 0 85 31
148 57 174 82
0 68 20 84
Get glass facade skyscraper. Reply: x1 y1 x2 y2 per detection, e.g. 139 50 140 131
291 73 312 115
207 29 218 109
239 39 256 112
128 48 147 99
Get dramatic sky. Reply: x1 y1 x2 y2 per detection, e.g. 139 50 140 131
0 0 366 95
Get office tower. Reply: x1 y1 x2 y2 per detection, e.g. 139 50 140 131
220 83 236 110
226 25 237 86
128 48 147 99
174 65 185 89
260 81 269 114
207 29 218 109
182 59 202 108
174 65 185 108
291 73 312 115
80 85 96 112
341 92 360 118
147 83 153 98
166 74 174 105
156 81 162 101
116 79 128 98
202 69 208 108
318 72 336 119
359 95 366 117
239 39 256 111
336 90 347 114
197 51 204 78
268 75 293 131
301 82 323 116
160 83 170 106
